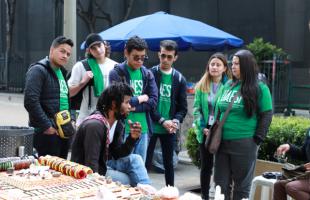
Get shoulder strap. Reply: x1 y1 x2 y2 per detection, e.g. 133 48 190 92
218 90 240 126
81 59 92 109
81 59 91 71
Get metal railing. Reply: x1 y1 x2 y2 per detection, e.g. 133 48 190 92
0 56 25 93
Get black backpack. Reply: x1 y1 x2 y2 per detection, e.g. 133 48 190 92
67 59 93 110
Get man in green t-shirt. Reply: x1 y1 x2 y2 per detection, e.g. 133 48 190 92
146 40 188 186
24 36 73 159
109 36 158 162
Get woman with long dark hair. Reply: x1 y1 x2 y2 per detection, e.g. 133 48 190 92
214 49 273 199
193 52 231 200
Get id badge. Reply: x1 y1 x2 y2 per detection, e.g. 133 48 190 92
208 115 215 126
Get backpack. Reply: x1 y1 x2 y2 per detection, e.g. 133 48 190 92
67 59 93 110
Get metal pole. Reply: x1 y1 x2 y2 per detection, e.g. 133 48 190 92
63 0 76 70
271 54 276 113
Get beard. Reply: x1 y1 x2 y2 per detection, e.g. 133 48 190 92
114 109 127 120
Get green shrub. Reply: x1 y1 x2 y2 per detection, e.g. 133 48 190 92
185 116 310 168
258 116 310 164
185 128 200 168
246 37 286 63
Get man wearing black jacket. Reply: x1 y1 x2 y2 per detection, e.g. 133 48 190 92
273 128 310 200
71 83 150 186
146 40 188 186
24 36 73 159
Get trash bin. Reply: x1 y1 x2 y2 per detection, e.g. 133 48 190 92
0 126 34 157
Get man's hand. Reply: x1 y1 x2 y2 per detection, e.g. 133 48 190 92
203 128 209 136
43 127 58 135
81 71 93 85
128 120 141 139
304 162 310 171
163 120 173 133
138 94 149 104
276 144 290 156
163 120 178 134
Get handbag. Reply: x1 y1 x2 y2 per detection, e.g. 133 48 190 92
205 91 240 154
54 110 76 139
281 163 310 181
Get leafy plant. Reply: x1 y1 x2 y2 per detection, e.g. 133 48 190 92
186 116 310 168
246 37 287 63
258 116 310 164
185 128 200 168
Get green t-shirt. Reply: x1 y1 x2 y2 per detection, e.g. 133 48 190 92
125 66 148 133
217 81 272 140
153 72 172 134
54 68 69 111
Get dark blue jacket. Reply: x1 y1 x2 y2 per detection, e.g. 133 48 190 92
109 62 158 135
24 57 69 132
150 65 188 124
288 128 310 162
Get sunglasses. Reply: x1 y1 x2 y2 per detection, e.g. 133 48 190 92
160 53 174 60
133 55 148 62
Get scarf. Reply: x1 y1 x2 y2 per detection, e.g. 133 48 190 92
87 58 104 97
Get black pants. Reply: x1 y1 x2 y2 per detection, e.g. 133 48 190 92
33 132 70 159
146 133 175 186
200 135 214 200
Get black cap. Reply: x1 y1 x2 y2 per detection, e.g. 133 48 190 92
85 33 104 48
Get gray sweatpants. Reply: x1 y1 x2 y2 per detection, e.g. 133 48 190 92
214 137 258 200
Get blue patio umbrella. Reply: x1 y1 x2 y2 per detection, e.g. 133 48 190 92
81 11 243 51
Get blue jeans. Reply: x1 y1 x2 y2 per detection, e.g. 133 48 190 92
107 154 151 186
125 133 148 162
106 167 131 185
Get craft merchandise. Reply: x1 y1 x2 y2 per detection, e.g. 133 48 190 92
38 155 93 179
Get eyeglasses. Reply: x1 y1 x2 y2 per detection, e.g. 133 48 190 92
160 53 174 60
132 55 148 62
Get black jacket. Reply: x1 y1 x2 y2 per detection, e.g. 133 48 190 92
150 65 188 124
71 115 137 175
288 128 310 162
109 62 158 135
24 57 69 131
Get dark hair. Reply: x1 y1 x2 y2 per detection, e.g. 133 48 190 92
51 36 74 48
160 40 178 55
86 41 111 58
96 82 133 117
125 36 148 53
233 49 259 117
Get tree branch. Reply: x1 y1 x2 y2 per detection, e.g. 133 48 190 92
123 0 135 22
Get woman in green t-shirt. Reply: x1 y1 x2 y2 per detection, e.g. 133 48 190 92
193 52 231 200
214 49 273 200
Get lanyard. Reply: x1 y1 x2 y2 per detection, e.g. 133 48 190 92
208 82 220 116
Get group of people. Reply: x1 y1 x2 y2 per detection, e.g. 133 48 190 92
24 33 308 200
193 50 273 199
24 34 187 187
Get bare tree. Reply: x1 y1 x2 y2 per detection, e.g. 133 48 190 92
77 0 112 33
3 0 16 87
77 0 135 33
122 0 135 22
